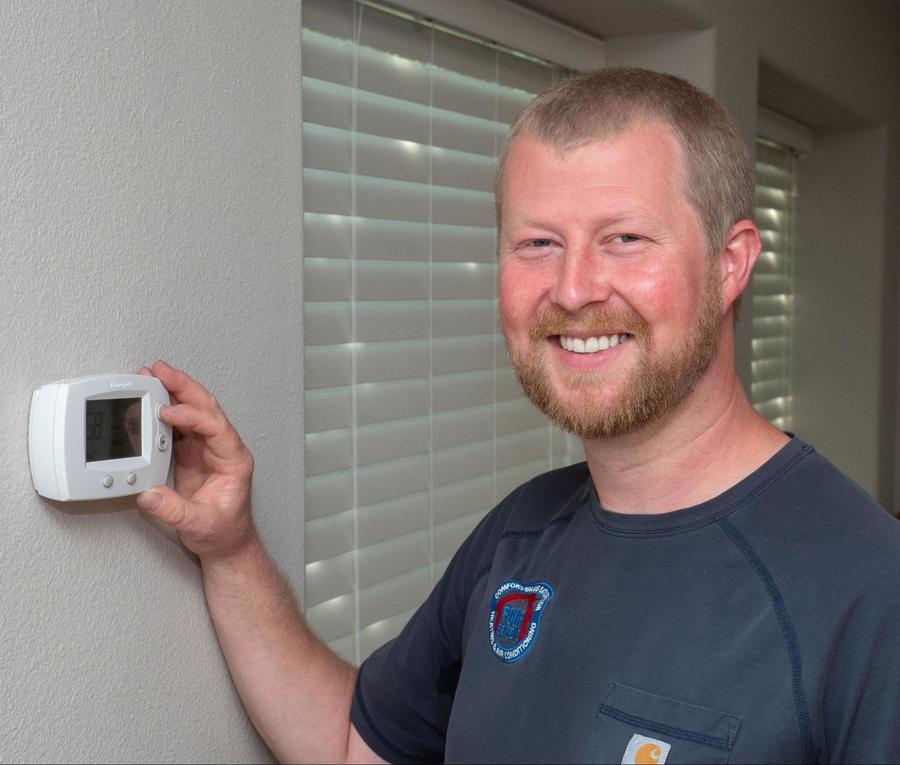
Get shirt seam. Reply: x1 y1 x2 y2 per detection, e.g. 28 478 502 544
470 510 578 592
588 445 812 538
467 478 587 597
499 510 578 540
717 515 815 762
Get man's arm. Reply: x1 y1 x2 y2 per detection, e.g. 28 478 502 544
135 361 383 764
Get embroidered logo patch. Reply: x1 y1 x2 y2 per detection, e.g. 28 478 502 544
621 734 671 765
488 580 553 663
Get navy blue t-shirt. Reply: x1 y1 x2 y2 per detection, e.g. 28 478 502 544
351 438 900 763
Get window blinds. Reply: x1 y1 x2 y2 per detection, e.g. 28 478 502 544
302 0 568 664
751 137 796 430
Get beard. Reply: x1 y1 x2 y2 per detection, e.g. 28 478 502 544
507 265 723 440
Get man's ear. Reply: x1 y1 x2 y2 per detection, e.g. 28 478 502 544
720 219 762 315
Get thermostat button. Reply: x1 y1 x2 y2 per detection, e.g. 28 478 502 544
126 472 137 485
157 433 169 452
155 402 164 421
102 475 114 489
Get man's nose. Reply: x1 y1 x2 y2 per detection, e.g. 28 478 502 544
547 243 612 313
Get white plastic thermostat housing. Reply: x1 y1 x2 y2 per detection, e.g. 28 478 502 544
29 374 173 501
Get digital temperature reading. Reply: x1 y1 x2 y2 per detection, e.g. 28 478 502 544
29 374 172 501
85 397 142 462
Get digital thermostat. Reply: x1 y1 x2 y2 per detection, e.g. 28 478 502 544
29 374 173 501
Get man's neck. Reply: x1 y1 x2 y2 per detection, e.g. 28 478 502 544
581 364 789 515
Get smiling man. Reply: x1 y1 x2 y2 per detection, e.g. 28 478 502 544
138 69 900 764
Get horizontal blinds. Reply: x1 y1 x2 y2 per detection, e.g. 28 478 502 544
302 0 567 664
751 137 796 429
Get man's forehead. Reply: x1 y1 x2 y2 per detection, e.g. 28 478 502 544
506 122 683 168
500 126 687 203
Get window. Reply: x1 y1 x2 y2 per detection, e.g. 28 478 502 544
302 0 570 663
751 135 797 431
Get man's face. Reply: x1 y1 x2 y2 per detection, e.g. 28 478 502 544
498 124 724 439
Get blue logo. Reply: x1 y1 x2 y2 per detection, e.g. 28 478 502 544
489 580 554 663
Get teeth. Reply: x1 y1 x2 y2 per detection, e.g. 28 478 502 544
559 334 630 354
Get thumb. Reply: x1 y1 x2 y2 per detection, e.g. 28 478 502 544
136 486 188 528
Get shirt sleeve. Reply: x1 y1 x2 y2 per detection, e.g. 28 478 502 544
349 496 514 764
823 572 900 763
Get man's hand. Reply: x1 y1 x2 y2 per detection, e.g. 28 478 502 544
135 360 256 563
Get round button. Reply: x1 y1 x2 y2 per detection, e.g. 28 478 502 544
126 472 137 485
155 402 164 421
157 433 169 452
102 475 114 489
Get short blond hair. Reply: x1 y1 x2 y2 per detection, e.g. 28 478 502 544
496 68 755 260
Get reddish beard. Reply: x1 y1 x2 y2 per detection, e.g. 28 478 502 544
507 268 722 439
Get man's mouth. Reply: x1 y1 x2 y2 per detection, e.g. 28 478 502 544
556 334 632 354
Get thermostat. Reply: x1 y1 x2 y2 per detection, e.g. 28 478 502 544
29 374 173 501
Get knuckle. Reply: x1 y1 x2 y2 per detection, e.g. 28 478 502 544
238 449 255 479
208 393 226 416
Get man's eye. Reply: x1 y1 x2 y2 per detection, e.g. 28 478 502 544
613 234 642 243
525 239 553 248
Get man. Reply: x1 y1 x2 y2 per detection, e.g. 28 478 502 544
137 69 900 763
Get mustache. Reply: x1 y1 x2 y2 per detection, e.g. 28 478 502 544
528 305 650 343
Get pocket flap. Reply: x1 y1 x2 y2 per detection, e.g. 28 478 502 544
599 682 741 754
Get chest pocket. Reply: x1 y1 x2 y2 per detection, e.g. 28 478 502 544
596 682 741 764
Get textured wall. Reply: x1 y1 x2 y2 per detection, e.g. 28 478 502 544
1 2 303 761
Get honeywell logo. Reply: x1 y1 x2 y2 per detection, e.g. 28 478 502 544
109 381 134 390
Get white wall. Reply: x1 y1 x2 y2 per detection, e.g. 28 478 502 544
793 129 888 493
1 2 303 761
751 0 900 506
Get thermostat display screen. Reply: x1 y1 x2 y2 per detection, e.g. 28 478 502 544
85 397 142 463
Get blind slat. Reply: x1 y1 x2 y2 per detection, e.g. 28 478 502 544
303 28 540 121
305 212 496 263
304 75 506 156
304 122 498 192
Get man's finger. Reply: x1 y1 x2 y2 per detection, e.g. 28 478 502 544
149 361 221 412
160 403 244 460
136 486 188 528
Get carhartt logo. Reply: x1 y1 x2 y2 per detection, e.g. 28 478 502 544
621 734 671 765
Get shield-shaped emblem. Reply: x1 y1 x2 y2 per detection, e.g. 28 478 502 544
488 580 554 663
